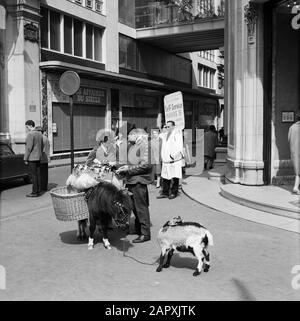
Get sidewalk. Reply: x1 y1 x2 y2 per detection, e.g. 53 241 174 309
49 156 87 168
181 168 300 234
46 157 299 234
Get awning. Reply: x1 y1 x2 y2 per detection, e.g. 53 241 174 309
40 60 223 100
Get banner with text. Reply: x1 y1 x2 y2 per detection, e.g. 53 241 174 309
164 91 185 130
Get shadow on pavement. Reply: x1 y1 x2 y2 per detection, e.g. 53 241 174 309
59 229 134 253
231 278 257 301
48 183 58 191
167 253 198 271
59 230 88 245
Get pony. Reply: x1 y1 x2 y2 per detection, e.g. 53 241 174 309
78 181 133 250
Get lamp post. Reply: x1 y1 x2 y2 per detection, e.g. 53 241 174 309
59 71 80 172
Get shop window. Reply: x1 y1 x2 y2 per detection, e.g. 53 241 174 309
119 34 137 70
95 0 103 12
94 27 103 61
40 7 49 49
119 0 135 27
50 11 61 51
74 19 83 57
64 16 73 54
52 103 106 152
86 23 93 59
86 0 93 9
210 70 215 89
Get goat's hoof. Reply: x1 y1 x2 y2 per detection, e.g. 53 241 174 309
104 245 112 250
156 266 163 272
88 245 94 250
193 270 201 277
163 264 170 269
203 264 210 273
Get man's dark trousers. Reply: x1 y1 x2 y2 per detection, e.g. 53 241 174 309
28 161 42 195
162 178 179 196
126 183 151 237
41 163 48 191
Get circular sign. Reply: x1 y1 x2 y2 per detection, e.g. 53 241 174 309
59 71 80 96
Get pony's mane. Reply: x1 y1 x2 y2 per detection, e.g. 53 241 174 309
88 181 132 223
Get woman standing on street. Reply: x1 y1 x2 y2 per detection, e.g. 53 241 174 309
288 113 300 195
85 129 116 166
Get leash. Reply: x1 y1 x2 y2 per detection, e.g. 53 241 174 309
122 237 157 266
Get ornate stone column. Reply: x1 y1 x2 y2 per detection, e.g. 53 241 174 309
0 2 7 132
225 0 265 185
6 0 41 152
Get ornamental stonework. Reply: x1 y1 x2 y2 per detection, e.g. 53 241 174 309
24 22 39 43
244 2 259 44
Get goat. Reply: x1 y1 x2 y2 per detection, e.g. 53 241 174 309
156 216 214 276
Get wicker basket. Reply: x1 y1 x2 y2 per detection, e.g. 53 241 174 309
50 186 89 222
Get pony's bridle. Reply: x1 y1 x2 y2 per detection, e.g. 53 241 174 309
114 201 129 230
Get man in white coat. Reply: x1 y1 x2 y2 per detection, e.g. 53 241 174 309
157 121 183 200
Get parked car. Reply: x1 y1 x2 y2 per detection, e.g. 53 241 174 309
0 142 31 183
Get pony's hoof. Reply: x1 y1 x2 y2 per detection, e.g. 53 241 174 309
156 266 163 272
193 270 201 277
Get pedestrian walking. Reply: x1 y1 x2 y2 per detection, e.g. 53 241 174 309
288 113 300 195
204 125 218 170
36 126 50 191
157 121 183 200
24 120 43 197
116 128 153 243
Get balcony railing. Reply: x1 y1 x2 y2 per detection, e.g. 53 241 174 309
135 0 225 29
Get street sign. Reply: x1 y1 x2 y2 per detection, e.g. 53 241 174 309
59 71 81 172
59 71 80 96
164 91 185 130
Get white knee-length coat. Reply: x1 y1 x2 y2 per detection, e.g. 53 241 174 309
161 129 184 179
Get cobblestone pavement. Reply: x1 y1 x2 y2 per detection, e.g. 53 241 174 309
0 166 299 300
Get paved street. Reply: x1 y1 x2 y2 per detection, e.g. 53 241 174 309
0 166 299 301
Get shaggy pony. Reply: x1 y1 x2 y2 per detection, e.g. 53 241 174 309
79 181 133 250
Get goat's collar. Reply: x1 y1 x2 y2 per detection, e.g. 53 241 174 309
163 220 183 228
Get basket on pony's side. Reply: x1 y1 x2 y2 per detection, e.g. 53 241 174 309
50 186 89 222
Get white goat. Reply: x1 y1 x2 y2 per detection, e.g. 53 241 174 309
156 216 214 276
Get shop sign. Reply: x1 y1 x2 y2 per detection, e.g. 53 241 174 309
134 94 158 109
74 87 106 105
282 111 295 123
164 91 185 130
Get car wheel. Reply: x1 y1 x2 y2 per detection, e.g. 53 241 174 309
23 175 32 184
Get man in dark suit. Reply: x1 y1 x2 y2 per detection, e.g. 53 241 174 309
24 120 44 197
